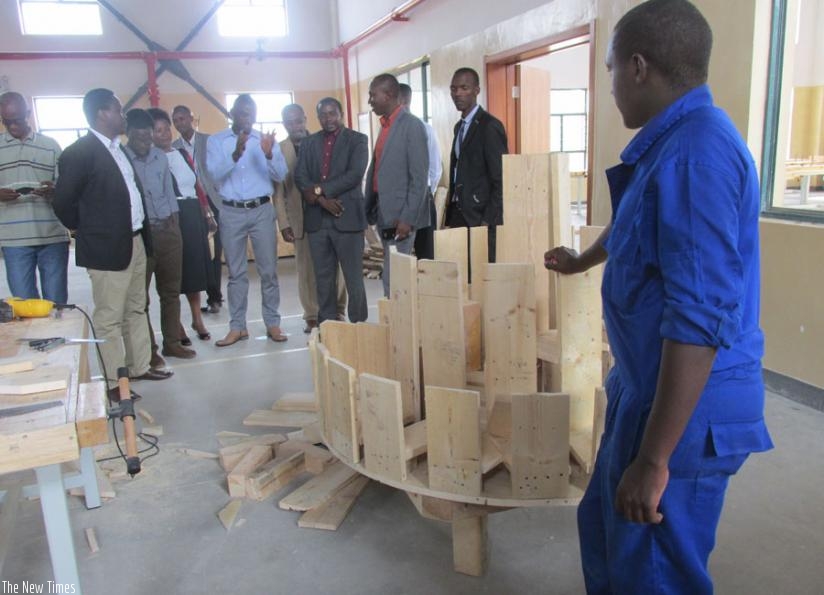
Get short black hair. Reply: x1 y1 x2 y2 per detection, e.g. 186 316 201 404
232 93 255 109
398 83 412 104
371 74 400 97
125 108 154 131
146 107 171 125
82 88 117 126
453 67 480 87
315 97 342 115
172 105 192 116
0 91 26 111
282 103 305 118
612 0 712 89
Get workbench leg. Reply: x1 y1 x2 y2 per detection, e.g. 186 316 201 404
800 175 811 205
78 447 101 509
35 464 82 594
452 514 488 576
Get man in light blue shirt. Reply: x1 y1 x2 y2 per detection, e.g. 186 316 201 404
207 94 289 346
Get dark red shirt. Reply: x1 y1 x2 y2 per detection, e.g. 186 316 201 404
321 128 341 182
372 104 403 192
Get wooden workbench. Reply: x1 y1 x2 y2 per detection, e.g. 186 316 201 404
0 310 108 594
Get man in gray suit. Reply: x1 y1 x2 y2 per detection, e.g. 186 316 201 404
172 105 223 313
295 97 369 324
275 103 346 331
364 74 429 296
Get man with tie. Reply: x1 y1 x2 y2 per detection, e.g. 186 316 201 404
445 67 508 262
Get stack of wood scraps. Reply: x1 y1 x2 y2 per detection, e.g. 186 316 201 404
363 243 384 279
215 391 370 532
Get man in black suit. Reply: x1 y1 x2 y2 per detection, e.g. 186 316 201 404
294 97 368 324
445 67 508 263
53 88 172 390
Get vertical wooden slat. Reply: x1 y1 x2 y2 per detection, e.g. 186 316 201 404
511 392 570 498
418 260 466 390
390 250 421 423
359 374 407 482
326 357 360 463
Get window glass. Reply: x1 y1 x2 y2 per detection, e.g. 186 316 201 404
18 0 102 36
762 0 824 220
550 88 588 172
32 96 86 149
217 0 288 38
225 92 294 140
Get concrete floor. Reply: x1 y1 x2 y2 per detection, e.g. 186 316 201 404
2 254 824 595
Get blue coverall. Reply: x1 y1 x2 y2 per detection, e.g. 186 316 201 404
578 85 774 594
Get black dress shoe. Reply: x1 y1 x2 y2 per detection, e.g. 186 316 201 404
108 386 142 403
131 368 174 381
180 335 192 346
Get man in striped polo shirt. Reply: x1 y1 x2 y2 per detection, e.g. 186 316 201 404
0 92 69 302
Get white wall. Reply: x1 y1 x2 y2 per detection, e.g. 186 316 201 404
794 0 824 85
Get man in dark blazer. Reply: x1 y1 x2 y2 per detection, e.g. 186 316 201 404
171 104 223 313
364 74 429 296
53 88 172 390
446 67 509 262
295 97 368 324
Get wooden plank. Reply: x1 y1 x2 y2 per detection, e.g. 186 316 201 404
452 515 488 576
468 226 488 303
0 424 78 475
326 357 360 463
0 361 34 375
278 440 334 474
579 225 605 252
463 301 482 372
286 422 322 444
76 381 108 448
298 475 369 531
425 386 482 496
482 264 537 415
557 268 602 434
246 451 305 501
376 298 391 326
359 374 407 481
549 153 572 327
242 410 318 428
0 365 70 395
278 460 360 511
217 499 242 531
272 392 318 413
218 434 285 472
403 420 427 460
433 227 469 299
84 527 100 554
356 322 391 378
319 320 358 369
511 392 570 498
499 154 552 331
308 334 330 443
418 260 466 390
537 330 560 364
480 433 503 474
389 250 421 423
227 444 274 498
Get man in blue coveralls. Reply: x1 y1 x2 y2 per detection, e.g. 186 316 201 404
545 1 773 593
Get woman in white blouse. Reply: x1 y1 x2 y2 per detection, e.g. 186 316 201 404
148 108 215 343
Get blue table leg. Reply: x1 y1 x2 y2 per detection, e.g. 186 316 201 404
34 464 82 594
78 447 101 509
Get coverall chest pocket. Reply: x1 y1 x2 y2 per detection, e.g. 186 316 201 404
606 224 652 313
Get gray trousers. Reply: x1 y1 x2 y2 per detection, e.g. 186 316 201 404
220 201 281 331
308 217 367 324
381 231 416 297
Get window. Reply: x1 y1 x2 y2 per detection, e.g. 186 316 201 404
761 0 824 221
18 0 102 36
32 96 87 149
217 0 288 38
225 92 293 140
550 88 587 172
397 61 432 123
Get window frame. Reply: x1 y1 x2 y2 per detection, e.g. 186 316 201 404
760 0 824 223
17 0 103 37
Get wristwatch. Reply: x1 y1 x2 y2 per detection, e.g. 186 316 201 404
314 185 323 197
